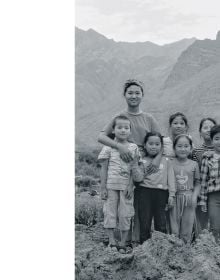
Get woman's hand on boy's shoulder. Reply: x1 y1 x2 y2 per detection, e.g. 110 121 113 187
117 143 133 162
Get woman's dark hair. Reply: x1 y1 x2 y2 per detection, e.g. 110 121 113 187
169 112 188 128
173 134 193 149
144 132 163 146
123 79 144 96
210 125 220 140
199 117 217 132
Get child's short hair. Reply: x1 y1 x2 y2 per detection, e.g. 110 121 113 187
210 125 220 140
169 112 188 128
173 134 193 148
144 132 163 146
199 117 217 132
112 115 131 129
123 79 144 96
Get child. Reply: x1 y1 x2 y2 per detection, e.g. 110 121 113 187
200 125 220 241
132 132 176 244
192 118 217 234
98 115 139 253
98 79 161 243
163 112 190 158
170 134 200 243
192 118 217 168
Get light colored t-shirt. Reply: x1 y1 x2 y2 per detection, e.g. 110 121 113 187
163 137 175 158
101 110 161 148
98 143 139 191
171 158 200 192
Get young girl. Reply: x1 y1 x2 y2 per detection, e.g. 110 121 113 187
132 132 176 244
170 134 200 243
192 118 217 234
163 112 190 158
98 79 161 242
98 115 139 253
192 118 217 168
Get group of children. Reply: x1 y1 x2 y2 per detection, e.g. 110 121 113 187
97 79 220 254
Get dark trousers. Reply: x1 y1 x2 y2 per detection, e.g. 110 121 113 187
196 206 209 234
136 187 168 243
208 191 220 241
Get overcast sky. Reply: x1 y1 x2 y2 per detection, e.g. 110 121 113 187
75 0 220 45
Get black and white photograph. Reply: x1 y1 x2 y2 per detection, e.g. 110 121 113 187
75 0 220 279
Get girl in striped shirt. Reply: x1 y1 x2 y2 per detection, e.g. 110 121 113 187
192 117 217 235
192 118 217 168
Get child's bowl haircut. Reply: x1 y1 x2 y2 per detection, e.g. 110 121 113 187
112 115 131 129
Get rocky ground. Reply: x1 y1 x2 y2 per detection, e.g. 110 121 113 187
75 220 220 280
75 154 220 280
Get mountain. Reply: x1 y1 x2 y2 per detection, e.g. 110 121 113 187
164 36 220 88
147 62 220 142
75 27 196 148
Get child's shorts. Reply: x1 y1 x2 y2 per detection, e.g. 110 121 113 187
103 189 134 231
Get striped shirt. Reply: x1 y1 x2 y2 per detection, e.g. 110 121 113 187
98 143 139 191
200 152 220 206
192 143 214 168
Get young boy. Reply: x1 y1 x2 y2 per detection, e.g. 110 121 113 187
98 115 139 253
200 125 220 241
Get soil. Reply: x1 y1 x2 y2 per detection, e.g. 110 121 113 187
75 223 220 280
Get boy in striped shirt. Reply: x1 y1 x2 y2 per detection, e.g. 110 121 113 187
98 115 139 253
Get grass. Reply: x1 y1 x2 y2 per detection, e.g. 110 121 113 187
75 148 103 225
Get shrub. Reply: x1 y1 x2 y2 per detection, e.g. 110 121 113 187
75 192 103 226
75 175 100 193
75 162 100 179
77 149 100 165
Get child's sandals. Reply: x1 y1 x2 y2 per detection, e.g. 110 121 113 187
117 245 133 254
107 243 133 254
107 243 118 252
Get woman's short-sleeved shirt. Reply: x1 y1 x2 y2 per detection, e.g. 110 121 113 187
101 110 161 148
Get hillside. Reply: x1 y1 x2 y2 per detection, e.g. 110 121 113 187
149 62 220 143
75 27 197 148
164 35 220 88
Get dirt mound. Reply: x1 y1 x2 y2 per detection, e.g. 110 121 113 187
75 224 220 280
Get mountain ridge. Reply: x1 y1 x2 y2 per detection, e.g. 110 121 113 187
75 28 220 149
